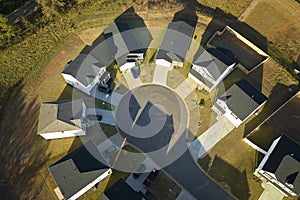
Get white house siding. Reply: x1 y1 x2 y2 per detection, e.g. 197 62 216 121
156 59 172 69
39 130 85 140
68 169 112 200
213 63 236 90
62 73 91 95
119 62 136 71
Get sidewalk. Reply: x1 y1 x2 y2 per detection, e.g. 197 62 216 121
174 77 197 99
189 116 235 160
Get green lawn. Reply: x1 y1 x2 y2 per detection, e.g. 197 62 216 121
147 171 181 200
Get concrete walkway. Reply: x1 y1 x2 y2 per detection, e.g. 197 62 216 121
258 183 284 200
174 77 197 99
153 65 169 85
123 69 142 90
189 116 235 160
86 108 115 125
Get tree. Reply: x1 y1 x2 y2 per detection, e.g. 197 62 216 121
0 14 15 49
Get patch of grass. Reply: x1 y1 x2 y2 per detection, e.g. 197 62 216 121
147 171 181 200
166 70 185 89
122 144 141 153
100 123 117 138
243 0 300 62
198 126 264 200
197 0 253 16
139 63 155 83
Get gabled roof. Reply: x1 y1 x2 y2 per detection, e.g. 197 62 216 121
37 99 84 134
156 21 194 63
62 54 106 86
104 22 151 67
219 79 267 120
190 46 236 88
49 140 110 200
263 135 300 194
105 179 146 200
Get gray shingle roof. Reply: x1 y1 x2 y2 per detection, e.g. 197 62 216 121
62 54 106 86
263 135 300 194
49 140 110 200
104 22 152 67
156 21 194 63
37 99 83 134
219 79 267 120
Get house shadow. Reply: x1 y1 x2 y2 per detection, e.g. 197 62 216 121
243 82 299 137
171 4 198 29
207 155 250 200
0 83 51 199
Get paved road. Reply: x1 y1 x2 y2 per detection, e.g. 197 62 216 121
115 84 236 200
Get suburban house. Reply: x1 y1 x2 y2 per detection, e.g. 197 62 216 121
49 140 112 200
101 178 147 200
37 99 87 140
254 135 300 197
156 20 195 69
62 54 112 95
104 21 152 71
207 26 269 73
189 46 237 92
213 79 267 128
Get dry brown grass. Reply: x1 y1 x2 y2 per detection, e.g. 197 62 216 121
198 125 264 200
197 0 253 16
243 0 300 62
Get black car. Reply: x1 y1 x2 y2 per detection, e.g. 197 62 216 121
98 85 112 94
133 164 146 179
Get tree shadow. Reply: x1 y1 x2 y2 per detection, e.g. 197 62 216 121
208 155 250 200
0 83 51 199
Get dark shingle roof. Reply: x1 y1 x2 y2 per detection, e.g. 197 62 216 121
49 140 109 200
62 54 106 86
263 135 300 194
219 79 267 120
156 21 194 63
105 179 146 200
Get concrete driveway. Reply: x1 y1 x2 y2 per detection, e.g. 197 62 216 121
86 108 115 125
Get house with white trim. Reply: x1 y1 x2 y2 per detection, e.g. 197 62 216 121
37 99 87 140
62 54 112 95
156 20 195 69
255 135 300 197
189 46 237 92
49 140 112 200
104 22 151 71
213 79 267 128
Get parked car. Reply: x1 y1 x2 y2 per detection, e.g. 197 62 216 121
104 145 117 156
98 85 112 94
143 169 159 187
133 164 146 179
